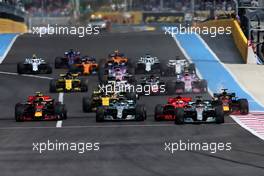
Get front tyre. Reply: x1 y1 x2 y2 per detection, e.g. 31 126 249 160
15 104 25 122
215 105 224 124
96 107 105 122
175 108 184 124
154 104 164 121
17 63 25 74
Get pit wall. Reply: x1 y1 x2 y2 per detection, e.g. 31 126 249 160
197 19 248 63
0 18 27 33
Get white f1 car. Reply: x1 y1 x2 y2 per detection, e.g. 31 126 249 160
135 54 161 74
17 55 52 74
161 58 195 76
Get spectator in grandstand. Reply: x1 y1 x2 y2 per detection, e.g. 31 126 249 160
251 0 259 7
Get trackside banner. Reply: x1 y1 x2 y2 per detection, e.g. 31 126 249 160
142 12 184 23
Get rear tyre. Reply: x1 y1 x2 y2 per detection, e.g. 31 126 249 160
49 80 57 93
98 66 107 84
83 97 92 112
160 62 167 76
166 80 176 95
200 80 208 93
175 108 184 124
189 63 196 74
135 105 146 121
135 63 145 74
80 79 88 92
96 107 105 122
215 106 224 124
55 103 67 120
55 57 62 68
126 92 137 102
17 63 25 74
154 104 164 121
46 64 52 74
238 99 249 115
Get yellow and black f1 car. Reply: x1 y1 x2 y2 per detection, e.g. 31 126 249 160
49 73 88 93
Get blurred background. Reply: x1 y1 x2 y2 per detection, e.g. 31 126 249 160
0 0 264 60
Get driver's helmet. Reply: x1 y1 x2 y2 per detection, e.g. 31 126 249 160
149 75 155 81
114 50 119 56
65 72 73 78
196 98 202 104
35 92 43 97
35 97 44 103
184 70 190 77
32 54 37 59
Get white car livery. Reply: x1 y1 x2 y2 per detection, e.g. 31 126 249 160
135 54 161 74
17 57 52 74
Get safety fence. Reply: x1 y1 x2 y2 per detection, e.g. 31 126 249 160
196 19 248 63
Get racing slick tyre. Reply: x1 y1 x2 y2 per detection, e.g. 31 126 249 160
160 62 167 76
175 82 185 94
215 105 224 124
46 64 52 74
152 63 161 74
135 105 146 121
96 107 105 122
39 64 52 74
154 104 164 121
98 67 107 84
80 79 88 92
166 80 176 95
189 63 196 74
174 108 184 125
127 66 135 75
49 80 57 93
15 104 26 122
83 97 92 112
55 57 63 68
55 103 67 120
238 99 249 115
200 80 208 93
127 59 134 67
17 63 25 74
126 92 137 102
135 63 145 74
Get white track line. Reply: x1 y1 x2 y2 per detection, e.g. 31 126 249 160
0 122 237 130
56 92 64 128
0 71 53 80
0 34 19 63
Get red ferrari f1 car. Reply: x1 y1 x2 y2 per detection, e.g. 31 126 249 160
15 92 67 122
154 96 192 121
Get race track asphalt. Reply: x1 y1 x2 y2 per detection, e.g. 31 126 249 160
0 32 263 176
